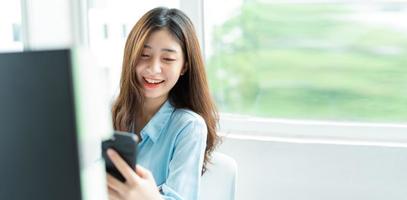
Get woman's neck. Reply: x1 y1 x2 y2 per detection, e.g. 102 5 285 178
135 96 167 134
143 97 167 120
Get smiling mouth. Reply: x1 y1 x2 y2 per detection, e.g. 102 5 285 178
143 77 165 89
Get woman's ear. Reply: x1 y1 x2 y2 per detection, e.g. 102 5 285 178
180 62 188 75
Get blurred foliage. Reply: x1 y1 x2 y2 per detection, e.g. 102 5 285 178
206 1 407 122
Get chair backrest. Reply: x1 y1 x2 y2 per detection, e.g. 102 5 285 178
199 152 238 200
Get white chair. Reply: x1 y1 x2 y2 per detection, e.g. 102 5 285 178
199 152 238 200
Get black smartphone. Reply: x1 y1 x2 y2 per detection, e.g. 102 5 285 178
102 131 139 182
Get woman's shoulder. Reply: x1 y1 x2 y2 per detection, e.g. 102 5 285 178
169 108 207 144
170 108 207 133
172 108 205 124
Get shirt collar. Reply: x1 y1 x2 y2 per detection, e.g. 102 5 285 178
140 100 175 143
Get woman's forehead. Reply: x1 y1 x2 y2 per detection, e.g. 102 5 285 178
143 29 182 53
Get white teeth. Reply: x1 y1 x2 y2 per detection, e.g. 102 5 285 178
144 78 163 84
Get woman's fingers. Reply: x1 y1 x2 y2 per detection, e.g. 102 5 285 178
108 187 121 200
106 173 127 193
135 164 153 179
107 149 140 184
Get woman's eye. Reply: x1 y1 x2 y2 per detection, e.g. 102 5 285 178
163 58 176 62
141 54 150 58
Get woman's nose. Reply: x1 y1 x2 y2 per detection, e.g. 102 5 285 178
148 58 162 74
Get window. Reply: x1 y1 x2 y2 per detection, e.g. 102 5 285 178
0 0 23 52
204 0 407 124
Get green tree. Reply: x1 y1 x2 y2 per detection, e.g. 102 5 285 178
206 1 407 122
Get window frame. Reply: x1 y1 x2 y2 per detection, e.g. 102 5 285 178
219 114 407 147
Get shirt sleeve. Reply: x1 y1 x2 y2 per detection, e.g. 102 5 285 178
159 117 208 200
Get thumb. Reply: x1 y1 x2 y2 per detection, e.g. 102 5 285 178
135 165 153 179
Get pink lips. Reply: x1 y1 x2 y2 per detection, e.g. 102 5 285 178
144 82 161 89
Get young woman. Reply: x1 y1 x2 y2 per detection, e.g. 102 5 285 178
106 7 219 200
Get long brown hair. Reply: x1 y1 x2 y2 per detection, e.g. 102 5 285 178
111 7 219 174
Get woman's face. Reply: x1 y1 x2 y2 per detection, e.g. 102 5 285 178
135 29 185 102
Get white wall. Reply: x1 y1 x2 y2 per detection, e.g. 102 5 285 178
218 137 407 200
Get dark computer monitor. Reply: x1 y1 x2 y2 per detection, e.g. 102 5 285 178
0 49 82 199
0 49 112 200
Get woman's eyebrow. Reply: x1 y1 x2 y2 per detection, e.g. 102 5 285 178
144 44 177 53
162 48 177 53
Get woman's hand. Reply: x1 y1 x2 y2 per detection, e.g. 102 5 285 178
106 149 163 200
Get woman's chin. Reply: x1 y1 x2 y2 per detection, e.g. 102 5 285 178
143 91 168 101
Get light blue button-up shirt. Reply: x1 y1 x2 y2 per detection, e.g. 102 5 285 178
135 100 207 200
